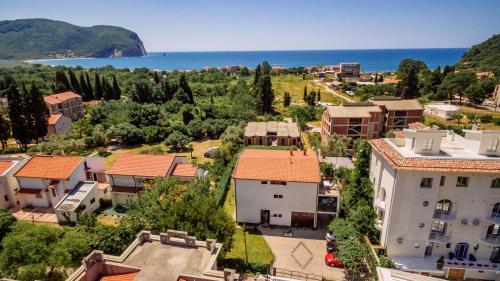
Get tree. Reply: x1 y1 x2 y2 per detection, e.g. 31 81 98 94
466 83 487 106
396 66 419 98
337 238 367 277
102 78 113 101
347 203 377 236
115 123 142 145
288 105 316 130
6 83 30 147
112 75 122 100
94 73 103 100
79 74 89 101
258 75 274 113
317 89 321 102
178 74 194 104
438 71 477 103
28 83 49 142
327 219 358 243
165 131 191 151
283 92 291 107
303 85 308 101
0 209 15 243
374 72 378 84
85 73 94 100
321 134 351 157
68 69 81 95
54 69 72 93
253 64 261 93
0 111 10 149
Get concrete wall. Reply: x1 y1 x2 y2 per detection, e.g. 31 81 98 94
112 192 138 207
235 179 318 226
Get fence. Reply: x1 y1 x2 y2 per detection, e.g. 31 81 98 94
272 267 323 281
364 236 380 281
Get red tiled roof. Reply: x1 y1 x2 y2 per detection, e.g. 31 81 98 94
0 160 15 175
100 272 138 281
171 163 198 177
369 139 500 174
44 91 81 105
47 114 63 125
15 156 84 180
232 149 321 183
107 154 177 177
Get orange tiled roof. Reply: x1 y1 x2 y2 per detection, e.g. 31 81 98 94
100 272 138 281
44 91 81 105
15 156 84 180
369 139 500 174
47 114 63 125
106 154 177 177
0 160 15 175
172 163 198 177
232 149 321 183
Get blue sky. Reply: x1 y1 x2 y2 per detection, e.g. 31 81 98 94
1 0 499 51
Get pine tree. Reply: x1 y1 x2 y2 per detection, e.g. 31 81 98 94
102 78 113 101
68 69 82 95
54 70 72 93
85 73 94 100
317 89 321 102
94 73 103 100
79 74 88 101
0 111 10 149
7 83 30 147
112 75 122 100
178 74 194 104
303 85 308 101
29 83 49 142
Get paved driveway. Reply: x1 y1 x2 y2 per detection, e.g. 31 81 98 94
11 207 58 223
260 227 346 281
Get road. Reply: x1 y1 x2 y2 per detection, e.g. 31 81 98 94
311 80 355 103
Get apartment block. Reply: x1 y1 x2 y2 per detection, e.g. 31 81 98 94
244 121 300 146
44 91 84 121
370 97 424 130
369 127 500 280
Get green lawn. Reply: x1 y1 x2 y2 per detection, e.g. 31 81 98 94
220 182 275 272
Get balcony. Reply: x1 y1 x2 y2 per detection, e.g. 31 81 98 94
375 199 385 210
375 219 383 230
433 210 455 221
428 231 451 243
487 212 500 223
481 234 500 246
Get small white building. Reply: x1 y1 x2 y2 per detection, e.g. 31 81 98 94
107 154 199 207
46 114 72 138
54 181 100 222
369 128 500 280
0 157 28 209
424 103 460 120
232 149 324 228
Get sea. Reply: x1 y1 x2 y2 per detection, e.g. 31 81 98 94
33 48 467 72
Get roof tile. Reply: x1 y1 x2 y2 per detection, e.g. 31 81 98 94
15 156 84 180
106 154 177 177
44 91 81 105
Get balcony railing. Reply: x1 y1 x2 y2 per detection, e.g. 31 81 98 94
433 210 455 221
481 234 500 245
429 231 451 242
375 200 386 209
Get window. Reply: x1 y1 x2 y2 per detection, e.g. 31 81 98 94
440 176 446 187
431 221 447 234
487 140 499 152
3 195 8 202
422 138 433 151
435 199 452 213
261 181 268 184
270 181 286 186
492 178 500 189
51 188 56 197
273 194 283 199
456 177 469 187
278 214 282 218
420 178 433 188
35 193 42 199
90 198 96 204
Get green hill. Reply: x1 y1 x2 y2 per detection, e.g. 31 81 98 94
457 34 500 73
0 18 146 59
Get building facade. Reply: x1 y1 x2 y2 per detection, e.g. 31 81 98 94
232 149 329 228
44 91 84 121
369 128 500 280
0 157 28 209
244 121 300 146
46 114 72 138
370 97 424 131
339 63 361 77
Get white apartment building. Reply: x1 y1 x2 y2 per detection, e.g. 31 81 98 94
232 149 333 228
369 127 500 280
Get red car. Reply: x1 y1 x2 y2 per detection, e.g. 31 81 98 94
325 252 342 267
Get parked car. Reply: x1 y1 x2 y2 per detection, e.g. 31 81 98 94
325 252 342 267
326 241 336 253
326 231 336 242
204 147 219 158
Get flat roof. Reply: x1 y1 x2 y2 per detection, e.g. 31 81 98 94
326 103 381 118
55 181 97 212
424 103 460 111
371 98 424 111
324 157 354 170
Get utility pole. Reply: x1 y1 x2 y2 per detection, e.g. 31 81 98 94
243 224 249 265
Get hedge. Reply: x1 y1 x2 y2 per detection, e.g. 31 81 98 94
215 153 239 206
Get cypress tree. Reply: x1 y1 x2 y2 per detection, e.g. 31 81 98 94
102 78 113 101
112 75 122 100
7 83 30 147
94 73 103 100
317 89 321 102
79 74 88 101
54 70 72 93
178 74 194 104
253 64 261 88
283 92 291 107
260 75 274 114
85 73 94 100
68 69 82 95
303 85 308 102
29 83 49 142
0 112 10 149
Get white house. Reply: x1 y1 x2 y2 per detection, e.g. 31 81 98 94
106 154 190 207
369 127 500 280
232 149 323 228
424 103 460 120
0 157 28 209
54 181 101 222
14 156 100 222
46 114 72 138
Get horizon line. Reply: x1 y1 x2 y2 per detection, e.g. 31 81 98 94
146 47 469 53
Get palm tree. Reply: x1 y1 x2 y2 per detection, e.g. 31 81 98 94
321 134 351 157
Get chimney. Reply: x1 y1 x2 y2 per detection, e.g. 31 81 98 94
303 148 307 156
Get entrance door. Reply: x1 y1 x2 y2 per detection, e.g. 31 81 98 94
454 242 469 260
490 247 500 263
260 210 270 225
425 242 434 256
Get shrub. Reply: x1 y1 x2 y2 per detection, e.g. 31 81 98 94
215 155 239 206
379 256 396 268
494 117 500 125
479 114 493 123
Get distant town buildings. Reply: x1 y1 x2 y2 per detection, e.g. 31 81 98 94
321 98 424 143
44 91 84 121
244 121 300 146
369 127 500 279
338 62 361 78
